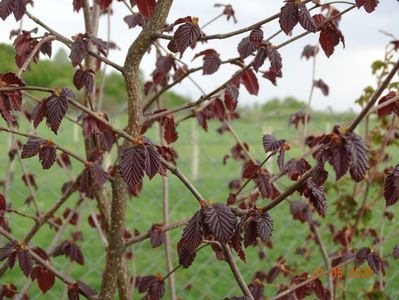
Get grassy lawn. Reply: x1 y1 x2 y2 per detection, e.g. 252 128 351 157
1 109 398 299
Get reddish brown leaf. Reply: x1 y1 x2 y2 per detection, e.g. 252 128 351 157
18 249 33 277
384 165 399 206
173 22 201 57
301 45 319 59
149 225 165 248
162 115 178 144
145 144 160 179
241 69 259 95
355 0 379 13
38 143 56 169
367 252 382 273
21 138 44 159
135 0 156 17
0 0 26 21
204 203 237 244
255 211 273 243
45 88 73 134
263 134 285 153
249 27 263 46
255 172 273 199
118 145 147 191
181 210 203 253
279 1 298 34
298 4 317 33
346 131 369 182
224 85 239 112
377 91 398 118
305 178 327 217
237 37 256 60
313 79 329 96
73 69 95 94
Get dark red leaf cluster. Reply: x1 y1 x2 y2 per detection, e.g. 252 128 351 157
384 164 399 206
253 42 282 75
193 49 222 75
77 163 109 197
286 272 326 299
286 158 311 181
53 240 84 265
355 0 379 13
313 14 345 57
355 247 382 273
124 13 148 29
290 200 311 223
73 69 95 94
13 29 52 69
0 72 25 124
69 33 109 66
32 88 74 134
0 240 33 277
151 55 176 86
169 18 201 57
237 37 256 60
118 142 162 193
263 134 286 154
138 274 165 300
301 45 319 60
31 265 55 294
242 210 273 247
67 281 97 300
313 126 369 182
21 138 57 169
289 111 310 129
0 0 26 21
0 283 18 298
72 0 82 12
279 1 317 35
178 203 237 268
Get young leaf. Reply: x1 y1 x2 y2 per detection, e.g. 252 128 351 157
181 210 203 253
305 178 327 217
18 249 33 277
279 1 299 35
0 0 26 21
252 45 267 72
249 27 264 46
263 134 285 153
367 252 381 274
384 165 399 206
313 79 329 96
237 37 256 60
145 144 161 179
149 225 165 248
21 138 44 159
346 132 369 182
241 69 259 95
243 219 258 247
355 0 379 13
255 211 273 243
298 4 317 33
224 85 239 112
38 143 57 169
118 145 147 191
173 22 201 57
255 172 273 199
204 203 237 244
45 88 73 134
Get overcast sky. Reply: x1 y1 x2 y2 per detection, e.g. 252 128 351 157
0 1 398 112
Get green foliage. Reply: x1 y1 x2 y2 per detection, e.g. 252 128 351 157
261 96 307 112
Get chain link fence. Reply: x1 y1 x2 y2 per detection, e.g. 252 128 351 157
1 113 399 299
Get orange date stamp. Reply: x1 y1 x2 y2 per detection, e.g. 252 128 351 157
312 267 373 280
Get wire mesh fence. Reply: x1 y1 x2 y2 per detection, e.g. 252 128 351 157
1 112 399 299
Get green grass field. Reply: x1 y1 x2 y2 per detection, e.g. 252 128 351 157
1 110 398 299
